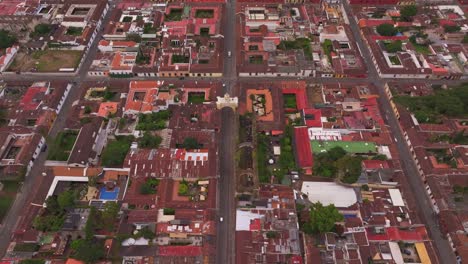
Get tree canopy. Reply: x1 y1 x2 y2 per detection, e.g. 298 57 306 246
376 24 397 36
138 132 162 148
384 40 403 53
444 25 461 33
181 137 201 149
302 202 344 234
313 146 363 183
400 5 417 21
394 84 468 123
57 190 75 209
0 30 16 49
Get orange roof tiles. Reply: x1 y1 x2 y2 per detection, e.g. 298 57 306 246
65 259 84 264
125 81 160 113
97 102 118 117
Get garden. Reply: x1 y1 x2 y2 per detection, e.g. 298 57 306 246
165 9 183 21
277 38 313 60
195 9 214 18
171 54 190 64
283 94 297 109
187 92 206 104
136 110 171 131
101 136 134 167
312 146 364 184
177 180 209 202
394 84 468 123
0 180 20 222
47 130 79 161
140 178 160 195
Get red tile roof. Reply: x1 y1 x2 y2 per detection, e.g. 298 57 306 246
19 86 48 111
302 108 322 128
362 160 390 170
294 127 313 169
158 246 202 256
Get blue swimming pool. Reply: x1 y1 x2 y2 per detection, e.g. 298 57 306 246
99 187 120 200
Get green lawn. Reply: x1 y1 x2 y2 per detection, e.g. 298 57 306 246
171 54 189 64
311 140 377 154
0 195 14 222
283 94 297 109
1 180 20 193
278 38 313 60
188 92 205 104
136 110 171 131
66 27 83 36
47 130 79 161
412 43 431 55
249 55 263 64
165 9 183 21
195 9 214 18
101 136 134 167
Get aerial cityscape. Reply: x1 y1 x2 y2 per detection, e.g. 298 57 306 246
0 0 467 263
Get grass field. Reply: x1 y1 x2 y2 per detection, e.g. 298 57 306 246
9 50 82 72
1 181 20 193
311 140 377 154
188 92 205 104
47 130 79 161
0 195 14 222
283 94 297 109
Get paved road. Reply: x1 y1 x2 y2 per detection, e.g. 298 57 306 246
0 0 460 262
342 1 456 262
0 1 118 258
2 72 466 86
216 108 237 264
215 0 238 263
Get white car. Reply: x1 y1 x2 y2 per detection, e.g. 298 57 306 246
227 51 232 57
219 217 224 222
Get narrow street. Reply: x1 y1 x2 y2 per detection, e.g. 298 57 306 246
215 0 238 262
342 1 456 262
0 0 119 257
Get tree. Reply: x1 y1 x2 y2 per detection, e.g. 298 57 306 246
384 40 402 53
84 106 92 114
400 5 417 21
182 137 200 149
0 30 16 49
101 202 119 231
178 181 189 195
126 33 141 43
327 146 347 161
444 25 461 33
336 155 364 184
163 208 175 215
45 196 61 214
463 34 468 44
101 136 133 167
376 24 397 36
372 154 388 161
33 214 65 231
140 182 156 194
71 239 105 264
138 132 162 148
57 190 75 209
304 202 344 234
31 24 51 37
135 226 155 240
